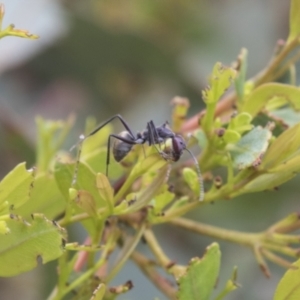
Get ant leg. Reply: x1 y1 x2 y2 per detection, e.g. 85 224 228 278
70 114 136 153
85 114 135 140
71 115 136 185
148 120 162 147
147 122 169 159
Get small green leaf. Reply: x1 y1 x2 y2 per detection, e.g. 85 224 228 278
96 173 114 210
234 48 248 102
268 155 300 174
230 126 272 169
113 200 129 215
54 160 107 209
261 123 300 170
227 112 253 133
0 163 34 211
287 0 300 43
241 83 300 117
223 130 241 144
36 116 74 173
214 267 238 300
125 165 169 213
231 172 295 197
0 214 66 277
183 168 200 195
74 190 98 218
152 189 175 214
265 96 290 111
274 258 300 300
201 63 236 134
131 153 167 178
203 63 236 104
177 243 221 300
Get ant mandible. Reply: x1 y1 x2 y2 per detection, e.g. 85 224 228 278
71 114 204 201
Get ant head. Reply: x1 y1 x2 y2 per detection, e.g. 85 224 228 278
169 134 204 201
171 135 186 161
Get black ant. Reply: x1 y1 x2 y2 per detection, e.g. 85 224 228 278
71 114 204 201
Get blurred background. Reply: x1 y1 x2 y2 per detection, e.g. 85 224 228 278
0 0 297 299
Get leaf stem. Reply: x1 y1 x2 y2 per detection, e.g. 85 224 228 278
104 223 146 283
131 251 178 300
169 217 260 246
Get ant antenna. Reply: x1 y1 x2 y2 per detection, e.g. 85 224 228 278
184 148 204 201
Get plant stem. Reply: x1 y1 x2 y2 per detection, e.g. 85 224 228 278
131 251 177 300
104 223 146 283
169 217 260 246
254 38 300 86
143 229 173 268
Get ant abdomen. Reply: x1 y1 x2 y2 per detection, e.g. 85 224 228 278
113 131 135 162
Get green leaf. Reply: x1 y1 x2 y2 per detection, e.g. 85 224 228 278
0 163 34 212
230 126 272 169
261 123 300 170
36 116 74 173
54 160 107 210
268 155 300 173
131 153 167 178
231 172 295 197
151 189 175 215
73 190 98 218
265 96 290 111
274 258 300 300
203 63 236 104
227 112 253 133
214 267 238 300
183 168 200 195
177 243 221 300
223 130 241 144
96 173 114 211
0 214 66 277
83 148 123 180
14 172 66 219
267 107 300 127
241 83 300 117
287 0 300 43
201 63 236 134
124 164 169 213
